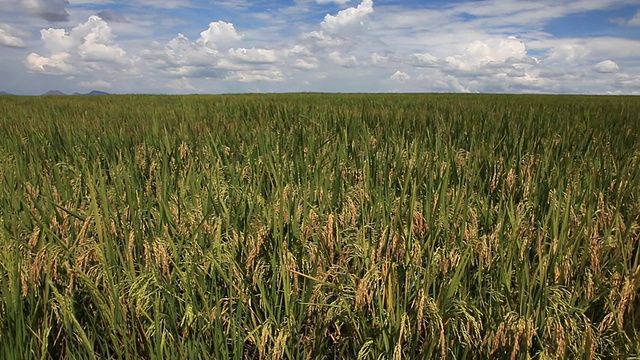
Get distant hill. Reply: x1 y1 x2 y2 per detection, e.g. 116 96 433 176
85 90 109 96
0 91 13 95
42 90 110 96
43 90 66 96
72 90 110 96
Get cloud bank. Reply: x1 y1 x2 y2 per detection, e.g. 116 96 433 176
0 0 637 94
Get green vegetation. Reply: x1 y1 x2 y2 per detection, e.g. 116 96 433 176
0 94 639 359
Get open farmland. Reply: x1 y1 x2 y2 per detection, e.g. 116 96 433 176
0 94 639 359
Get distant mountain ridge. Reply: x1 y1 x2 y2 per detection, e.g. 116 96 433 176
77 90 109 96
43 90 66 96
0 91 13 95
42 90 109 96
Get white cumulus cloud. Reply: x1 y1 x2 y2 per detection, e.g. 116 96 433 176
389 70 410 83
593 60 619 73
26 16 129 75
465 38 527 64
226 69 284 82
321 0 373 33
301 30 344 48
154 33 219 68
7 0 640 94
43 15 125 61
283 45 313 58
444 37 529 72
411 53 438 68
291 58 318 70
40 28 74 53
329 51 358 67
26 52 73 73
199 21 242 49
546 43 590 63
228 48 278 64
370 53 390 66
283 45 318 70
77 18 126 62
137 21 289 82
0 24 27 48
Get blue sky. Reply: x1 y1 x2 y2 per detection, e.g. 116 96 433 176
0 0 639 94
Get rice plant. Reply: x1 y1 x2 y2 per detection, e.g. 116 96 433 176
0 93 639 359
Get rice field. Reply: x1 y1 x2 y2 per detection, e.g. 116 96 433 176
0 93 639 359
